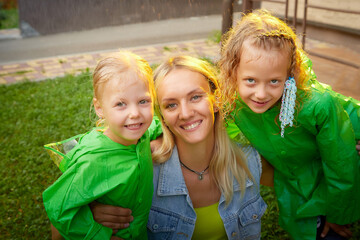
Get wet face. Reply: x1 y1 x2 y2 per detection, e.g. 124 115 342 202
94 75 153 145
236 41 289 113
156 68 217 147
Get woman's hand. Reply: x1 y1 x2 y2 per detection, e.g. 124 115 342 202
321 221 352 239
150 135 163 153
89 201 133 233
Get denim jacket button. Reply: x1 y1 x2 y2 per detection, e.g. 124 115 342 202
252 214 258 219
153 224 159 230
231 231 237 237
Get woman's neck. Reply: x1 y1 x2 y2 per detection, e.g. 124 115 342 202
175 135 215 171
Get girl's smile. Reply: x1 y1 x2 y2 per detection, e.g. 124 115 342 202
94 76 153 146
125 123 143 130
236 41 289 113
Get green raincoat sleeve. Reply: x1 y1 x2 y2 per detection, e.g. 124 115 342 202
308 80 360 139
43 152 117 239
304 55 360 139
43 130 153 240
297 90 360 224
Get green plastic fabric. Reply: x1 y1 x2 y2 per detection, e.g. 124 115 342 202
43 129 153 240
304 55 360 139
309 80 360 140
231 83 360 239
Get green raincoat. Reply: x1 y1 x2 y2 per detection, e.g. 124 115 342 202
231 82 360 240
43 129 153 240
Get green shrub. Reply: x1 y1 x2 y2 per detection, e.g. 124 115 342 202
0 7 18 29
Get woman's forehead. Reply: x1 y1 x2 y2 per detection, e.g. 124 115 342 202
157 69 210 98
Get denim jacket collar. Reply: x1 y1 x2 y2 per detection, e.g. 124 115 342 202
157 146 254 198
157 146 188 196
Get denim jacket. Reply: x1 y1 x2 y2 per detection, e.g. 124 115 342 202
147 145 267 240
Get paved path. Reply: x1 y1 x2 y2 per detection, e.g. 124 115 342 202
0 39 219 84
0 25 359 100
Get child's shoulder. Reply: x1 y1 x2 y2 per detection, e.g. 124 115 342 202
301 82 337 109
69 129 132 160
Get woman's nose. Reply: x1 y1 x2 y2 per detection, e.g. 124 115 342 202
179 103 194 119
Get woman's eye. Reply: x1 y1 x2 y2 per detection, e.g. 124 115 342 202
270 79 279 84
166 103 177 109
191 95 202 101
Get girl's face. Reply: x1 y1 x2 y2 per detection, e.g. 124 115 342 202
94 75 153 146
157 68 217 147
236 41 289 113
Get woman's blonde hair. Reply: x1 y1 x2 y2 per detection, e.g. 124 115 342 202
219 9 310 115
92 50 155 126
152 55 253 203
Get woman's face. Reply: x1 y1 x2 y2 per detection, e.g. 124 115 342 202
156 68 217 147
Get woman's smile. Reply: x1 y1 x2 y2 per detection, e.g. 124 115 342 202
157 68 216 146
181 120 202 131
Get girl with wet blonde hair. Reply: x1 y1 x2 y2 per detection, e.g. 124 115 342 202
219 9 360 240
44 50 157 240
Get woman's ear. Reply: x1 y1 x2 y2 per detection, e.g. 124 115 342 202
93 98 103 119
213 100 219 113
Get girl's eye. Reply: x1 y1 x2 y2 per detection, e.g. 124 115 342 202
117 102 125 107
270 79 279 84
139 99 149 104
246 78 255 84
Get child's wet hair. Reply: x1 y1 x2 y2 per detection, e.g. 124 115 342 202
93 50 155 103
219 9 309 114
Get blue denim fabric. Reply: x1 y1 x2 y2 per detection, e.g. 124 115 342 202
147 145 267 240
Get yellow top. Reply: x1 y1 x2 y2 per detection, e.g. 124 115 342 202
192 202 227 240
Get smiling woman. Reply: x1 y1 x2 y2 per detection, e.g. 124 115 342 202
156 68 217 153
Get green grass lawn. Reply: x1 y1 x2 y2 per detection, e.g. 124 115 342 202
0 72 359 239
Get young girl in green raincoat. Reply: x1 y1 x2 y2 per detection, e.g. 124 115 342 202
219 9 360 240
43 51 158 240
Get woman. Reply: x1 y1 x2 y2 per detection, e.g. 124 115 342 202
91 56 267 240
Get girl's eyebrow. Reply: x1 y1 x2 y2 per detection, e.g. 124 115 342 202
241 75 254 79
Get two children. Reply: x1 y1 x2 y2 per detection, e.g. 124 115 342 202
43 51 157 239
219 9 360 240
